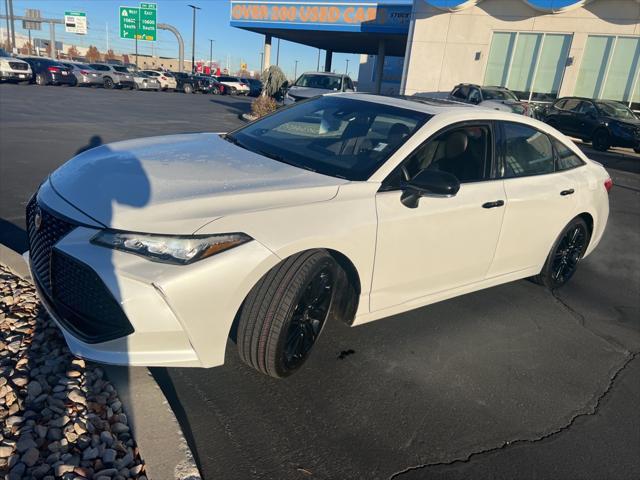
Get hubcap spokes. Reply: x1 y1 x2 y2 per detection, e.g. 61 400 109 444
284 269 333 368
552 226 586 283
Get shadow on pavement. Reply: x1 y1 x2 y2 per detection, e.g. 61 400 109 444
209 97 252 115
0 218 28 253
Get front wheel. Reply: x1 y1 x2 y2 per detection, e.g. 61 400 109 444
103 77 114 89
237 250 338 378
211 86 220 95
533 217 590 290
184 83 193 94
35 73 47 86
592 129 610 152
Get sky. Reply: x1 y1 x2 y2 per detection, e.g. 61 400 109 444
5 0 363 79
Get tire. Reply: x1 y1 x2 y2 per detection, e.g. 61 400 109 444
103 77 114 89
634 148 640 154
35 73 47 86
184 83 193 94
134 83 140 90
592 129 610 152
237 250 338 378
211 86 220 95
533 217 590 290
69 77 78 87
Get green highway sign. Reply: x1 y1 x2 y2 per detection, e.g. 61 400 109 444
119 3 156 41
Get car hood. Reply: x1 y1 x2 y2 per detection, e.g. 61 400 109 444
288 85 335 99
50 133 347 234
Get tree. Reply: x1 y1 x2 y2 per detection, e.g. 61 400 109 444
261 65 287 98
67 45 79 59
104 49 116 61
86 45 101 62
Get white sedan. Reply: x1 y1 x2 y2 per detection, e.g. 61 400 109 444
25 94 611 378
140 69 176 91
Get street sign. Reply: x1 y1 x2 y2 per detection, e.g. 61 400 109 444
64 11 87 35
119 3 156 41
22 9 41 31
139 3 157 41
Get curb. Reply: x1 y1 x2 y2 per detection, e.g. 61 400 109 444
0 243 202 480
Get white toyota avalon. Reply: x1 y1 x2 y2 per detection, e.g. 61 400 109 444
25 93 611 378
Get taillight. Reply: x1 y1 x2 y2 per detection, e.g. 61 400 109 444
47 66 59 72
80 70 90 75
604 178 613 193
161 76 166 80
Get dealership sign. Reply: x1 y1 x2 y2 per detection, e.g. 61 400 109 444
230 1 411 33
64 11 87 34
425 0 594 13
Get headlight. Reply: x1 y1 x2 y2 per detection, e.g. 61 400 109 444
91 231 252 265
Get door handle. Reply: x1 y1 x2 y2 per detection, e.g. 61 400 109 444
482 200 505 209
560 189 575 196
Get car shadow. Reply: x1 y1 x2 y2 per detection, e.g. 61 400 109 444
0 218 28 253
209 97 253 115
75 135 104 155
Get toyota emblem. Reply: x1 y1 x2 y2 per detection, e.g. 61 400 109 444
34 207 42 231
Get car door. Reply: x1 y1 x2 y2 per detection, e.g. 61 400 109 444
371 122 506 311
555 98 582 135
486 121 580 277
575 101 599 138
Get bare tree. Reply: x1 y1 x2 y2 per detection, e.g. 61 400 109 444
85 45 101 62
67 45 80 59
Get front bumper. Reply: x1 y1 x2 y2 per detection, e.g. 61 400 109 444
79 75 103 85
116 80 135 88
26 192 280 368
0 70 31 81
51 73 75 85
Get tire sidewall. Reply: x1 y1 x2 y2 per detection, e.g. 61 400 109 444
272 255 337 377
593 129 610 151
540 218 590 289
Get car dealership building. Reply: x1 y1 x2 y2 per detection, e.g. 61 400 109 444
231 0 640 108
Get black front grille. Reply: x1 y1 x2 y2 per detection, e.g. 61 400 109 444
9 62 28 71
26 197 76 293
50 250 134 343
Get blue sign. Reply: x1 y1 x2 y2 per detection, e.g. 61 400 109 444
230 1 411 34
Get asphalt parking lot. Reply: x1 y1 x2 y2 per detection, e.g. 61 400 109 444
1 84 639 479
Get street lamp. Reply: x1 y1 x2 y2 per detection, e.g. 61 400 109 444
345 58 350 75
293 60 299 81
209 39 215 72
188 4 201 74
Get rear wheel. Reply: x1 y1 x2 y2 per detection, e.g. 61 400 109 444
103 77 114 89
211 85 220 95
184 83 193 94
533 217 590 290
592 129 610 152
35 73 47 86
237 250 338 378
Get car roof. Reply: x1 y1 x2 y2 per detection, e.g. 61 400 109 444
332 92 475 115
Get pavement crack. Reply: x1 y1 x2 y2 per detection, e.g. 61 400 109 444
550 289 628 352
388 351 638 479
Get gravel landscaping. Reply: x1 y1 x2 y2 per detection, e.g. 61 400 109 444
0 264 147 480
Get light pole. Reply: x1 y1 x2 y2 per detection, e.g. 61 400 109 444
345 58 350 75
188 4 201 73
259 52 264 73
276 38 280 66
293 60 299 81
209 39 214 73
316 48 321 71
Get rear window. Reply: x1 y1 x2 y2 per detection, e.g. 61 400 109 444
294 74 342 90
482 88 518 101
113 66 129 73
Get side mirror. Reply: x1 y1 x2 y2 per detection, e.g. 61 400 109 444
400 169 460 208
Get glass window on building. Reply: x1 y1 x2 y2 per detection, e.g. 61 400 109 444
575 35 640 110
484 31 572 103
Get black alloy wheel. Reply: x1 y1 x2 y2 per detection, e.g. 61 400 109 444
592 129 610 152
283 267 334 370
534 217 589 289
103 77 114 89
211 85 219 95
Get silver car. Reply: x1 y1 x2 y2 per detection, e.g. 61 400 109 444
285 72 355 104
89 63 135 90
133 72 161 91
58 61 103 87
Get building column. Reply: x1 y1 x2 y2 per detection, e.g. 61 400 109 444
374 39 386 94
263 34 272 69
324 50 332 72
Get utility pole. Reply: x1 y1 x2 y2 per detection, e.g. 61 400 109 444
188 4 201 73
293 59 299 81
106 22 109 52
7 0 14 50
209 39 214 71
316 48 320 71
259 52 263 73
276 38 280 66
4 0 10 49
345 58 350 75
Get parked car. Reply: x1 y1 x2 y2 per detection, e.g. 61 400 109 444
89 64 135 89
215 75 250 95
0 48 31 83
543 97 640 152
172 71 198 94
449 84 533 116
284 71 355 104
141 70 177 91
21 57 75 86
193 75 224 94
132 71 161 91
26 93 611 379
58 61 103 87
241 77 263 96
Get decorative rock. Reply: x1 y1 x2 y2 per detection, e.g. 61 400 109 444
35 424 48 438
94 468 118 477
82 446 99 461
102 448 117 464
21 447 40 467
31 463 51 478
49 415 70 428
100 431 114 446
54 464 75 476
27 381 43 397
8 461 26 480
0 445 14 458
68 389 86 406
110 423 129 434
16 434 37 452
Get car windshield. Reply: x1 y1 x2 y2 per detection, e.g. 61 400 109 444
482 88 519 101
596 102 638 120
113 66 129 73
295 74 342 90
226 96 429 181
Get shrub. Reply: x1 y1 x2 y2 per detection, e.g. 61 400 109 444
251 95 278 118
261 65 287 98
